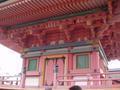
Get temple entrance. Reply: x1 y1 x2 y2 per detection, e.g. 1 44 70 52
44 57 65 86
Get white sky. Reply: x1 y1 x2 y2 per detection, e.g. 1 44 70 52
108 59 120 69
0 44 119 76
0 44 23 76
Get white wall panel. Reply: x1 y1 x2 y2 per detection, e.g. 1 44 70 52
25 77 39 87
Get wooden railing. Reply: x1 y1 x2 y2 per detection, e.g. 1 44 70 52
0 72 119 89
0 75 21 87
57 72 120 88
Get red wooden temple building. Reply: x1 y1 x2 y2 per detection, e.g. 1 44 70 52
0 0 119 90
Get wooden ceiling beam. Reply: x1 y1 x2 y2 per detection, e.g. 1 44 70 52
108 0 113 18
0 0 107 26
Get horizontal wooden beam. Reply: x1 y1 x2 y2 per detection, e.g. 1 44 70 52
6 6 107 30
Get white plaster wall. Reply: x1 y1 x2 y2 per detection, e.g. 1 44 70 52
73 76 88 86
25 77 39 87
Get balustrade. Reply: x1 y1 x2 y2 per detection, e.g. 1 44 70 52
57 72 120 88
0 75 21 87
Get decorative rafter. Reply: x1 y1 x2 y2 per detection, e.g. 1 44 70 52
108 0 113 18
0 0 108 26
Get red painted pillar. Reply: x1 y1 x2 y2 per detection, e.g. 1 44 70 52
39 56 46 86
67 53 73 86
68 53 73 73
91 51 101 87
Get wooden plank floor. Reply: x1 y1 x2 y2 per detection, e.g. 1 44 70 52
0 86 120 90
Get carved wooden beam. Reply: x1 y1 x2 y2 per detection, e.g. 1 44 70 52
108 0 113 19
63 29 71 41
90 27 96 39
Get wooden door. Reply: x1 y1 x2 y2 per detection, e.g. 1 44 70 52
44 58 64 86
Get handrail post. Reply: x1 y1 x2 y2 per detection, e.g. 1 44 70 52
16 78 19 85
87 74 91 88
1 76 4 85
0 76 3 85
107 77 112 88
